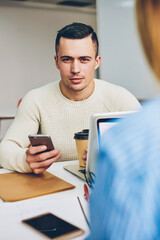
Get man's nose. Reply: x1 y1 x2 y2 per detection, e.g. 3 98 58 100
71 60 80 74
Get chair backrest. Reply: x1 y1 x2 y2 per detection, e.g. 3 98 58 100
17 98 22 107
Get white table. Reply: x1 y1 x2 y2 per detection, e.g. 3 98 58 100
0 108 16 139
0 109 16 120
0 160 90 240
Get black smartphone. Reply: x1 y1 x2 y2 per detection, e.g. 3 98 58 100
28 134 55 152
22 212 85 239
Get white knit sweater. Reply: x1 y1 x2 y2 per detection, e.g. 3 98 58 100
0 79 141 172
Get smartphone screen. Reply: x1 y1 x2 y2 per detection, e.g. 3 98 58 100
22 212 84 239
28 134 54 152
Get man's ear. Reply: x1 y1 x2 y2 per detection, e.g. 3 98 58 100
95 55 101 70
54 55 59 69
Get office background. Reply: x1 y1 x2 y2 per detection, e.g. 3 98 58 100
0 0 159 137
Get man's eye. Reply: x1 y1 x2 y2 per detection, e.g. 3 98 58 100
81 58 90 62
62 58 71 62
63 58 70 62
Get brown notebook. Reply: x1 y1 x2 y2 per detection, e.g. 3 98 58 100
0 171 75 202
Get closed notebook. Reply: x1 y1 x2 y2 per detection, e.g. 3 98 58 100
0 171 75 202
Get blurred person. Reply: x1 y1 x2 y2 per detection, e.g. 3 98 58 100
87 0 160 239
0 22 140 174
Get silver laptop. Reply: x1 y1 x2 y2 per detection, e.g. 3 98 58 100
64 111 134 182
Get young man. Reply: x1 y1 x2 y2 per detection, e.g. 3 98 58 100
0 23 140 174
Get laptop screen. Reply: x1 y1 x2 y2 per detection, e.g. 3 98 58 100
97 118 120 137
97 118 121 147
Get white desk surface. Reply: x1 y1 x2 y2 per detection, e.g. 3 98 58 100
0 160 90 240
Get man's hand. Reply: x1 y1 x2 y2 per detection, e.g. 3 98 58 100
82 147 88 166
26 145 61 174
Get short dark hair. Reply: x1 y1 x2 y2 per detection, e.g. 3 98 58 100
55 22 99 57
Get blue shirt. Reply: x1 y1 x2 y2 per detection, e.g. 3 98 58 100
87 97 160 240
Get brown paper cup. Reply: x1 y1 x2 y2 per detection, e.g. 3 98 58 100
75 139 88 167
74 129 89 167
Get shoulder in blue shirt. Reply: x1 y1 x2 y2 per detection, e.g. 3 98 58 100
87 97 160 240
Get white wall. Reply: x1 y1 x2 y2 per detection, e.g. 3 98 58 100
0 2 96 137
0 3 96 109
96 0 160 99
2 0 160 138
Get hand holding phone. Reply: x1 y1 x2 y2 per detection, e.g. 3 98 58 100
28 134 54 152
26 134 61 174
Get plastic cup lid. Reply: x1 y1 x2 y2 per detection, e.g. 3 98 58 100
74 131 89 140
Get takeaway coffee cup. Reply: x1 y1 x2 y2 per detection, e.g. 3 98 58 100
74 129 89 168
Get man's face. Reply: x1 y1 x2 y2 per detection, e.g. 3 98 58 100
54 36 101 100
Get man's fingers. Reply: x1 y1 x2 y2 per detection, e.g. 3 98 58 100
34 149 60 162
26 145 61 174
82 154 87 160
33 167 48 174
82 147 88 161
26 148 60 163
26 145 47 156
29 153 61 169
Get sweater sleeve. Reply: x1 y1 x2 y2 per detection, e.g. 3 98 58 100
0 91 41 172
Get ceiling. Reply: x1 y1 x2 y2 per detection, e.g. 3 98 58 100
2 0 96 8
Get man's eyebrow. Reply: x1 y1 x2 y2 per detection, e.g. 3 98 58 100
79 56 92 59
60 56 93 59
60 56 73 59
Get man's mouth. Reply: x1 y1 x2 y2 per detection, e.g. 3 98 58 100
69 78 83 84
